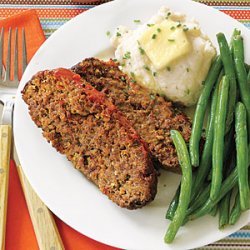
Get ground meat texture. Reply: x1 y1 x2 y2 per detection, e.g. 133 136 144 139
72 58 192 172
22 68 157 209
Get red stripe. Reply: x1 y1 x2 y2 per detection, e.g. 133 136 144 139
201 1 250 6
220 10 250 20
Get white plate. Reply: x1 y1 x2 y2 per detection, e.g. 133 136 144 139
14 0 250 249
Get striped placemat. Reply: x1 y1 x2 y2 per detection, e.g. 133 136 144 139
197 225 250 250
0 1 249 249
0 1 249 37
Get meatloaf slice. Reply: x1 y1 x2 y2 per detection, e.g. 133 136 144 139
22 68 157 209
72 58 192 172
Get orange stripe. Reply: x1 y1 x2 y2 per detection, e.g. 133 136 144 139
220 10 250 20
0 8 87 19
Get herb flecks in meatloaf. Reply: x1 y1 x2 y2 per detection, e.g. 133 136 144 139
72 58 192 172
22 68 157 209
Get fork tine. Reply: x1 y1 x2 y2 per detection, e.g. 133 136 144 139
0 27 4 80
5 27 11 81
22 28 27 73
14 28 18 81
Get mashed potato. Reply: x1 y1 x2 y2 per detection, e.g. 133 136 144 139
111 6 216 106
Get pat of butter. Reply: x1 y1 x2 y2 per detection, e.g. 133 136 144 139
139 20 191 70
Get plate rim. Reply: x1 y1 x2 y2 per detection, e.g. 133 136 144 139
14 0 250 249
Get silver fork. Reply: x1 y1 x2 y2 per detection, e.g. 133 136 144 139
0 27 64 250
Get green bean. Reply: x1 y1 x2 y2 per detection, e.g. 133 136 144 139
207 97 236 181
249 168 250 189
249 162 250 185
187 183 210 216
229 187 241 225
189 143 250 221
167 172 198 221
164 130 192 243
210 76 230 201
165 185 180 220
218 133 235 229
218 192 231 229
190 198 214 220
223 126 235 164
207 170 212 181
232 33 243 60
217 33 237 134
189 156 238 220
233 36 250 141
207 114 234 182
235 102 250 210
209 204 218 217
189 150 236 216
190 71 222 201
212 130 234 179
189 56 222 167
248 70 250 85
230 28 241 49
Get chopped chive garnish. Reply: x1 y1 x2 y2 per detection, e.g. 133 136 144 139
202 80 205 85
134 19 141 23
121 76 126 81
157 28 161 33
120 63 125 67
170 26 176 30
150 94 156 100
113 58 118 62
167 66 171 71
139 47 145 55
130 72 135 78
186 68 190 72
185 89 190 95
123 51 131 59
143 65 150 71
116 32 121 37
168 39 175 42
153 72 157 77
147 23 155 27
177 23 182 28
152 34 157 39
166 12 171 19
183 27 189 32
106 31 111 36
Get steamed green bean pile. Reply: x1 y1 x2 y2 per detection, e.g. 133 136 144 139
164 29 250 243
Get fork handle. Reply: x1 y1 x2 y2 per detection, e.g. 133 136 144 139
0 125 11 250
16 165 65 250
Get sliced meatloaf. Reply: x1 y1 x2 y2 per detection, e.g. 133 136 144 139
72 58 192 172
22 68 157 209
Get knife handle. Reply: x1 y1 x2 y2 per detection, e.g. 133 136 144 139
0 125 11 250
16 166 65 250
